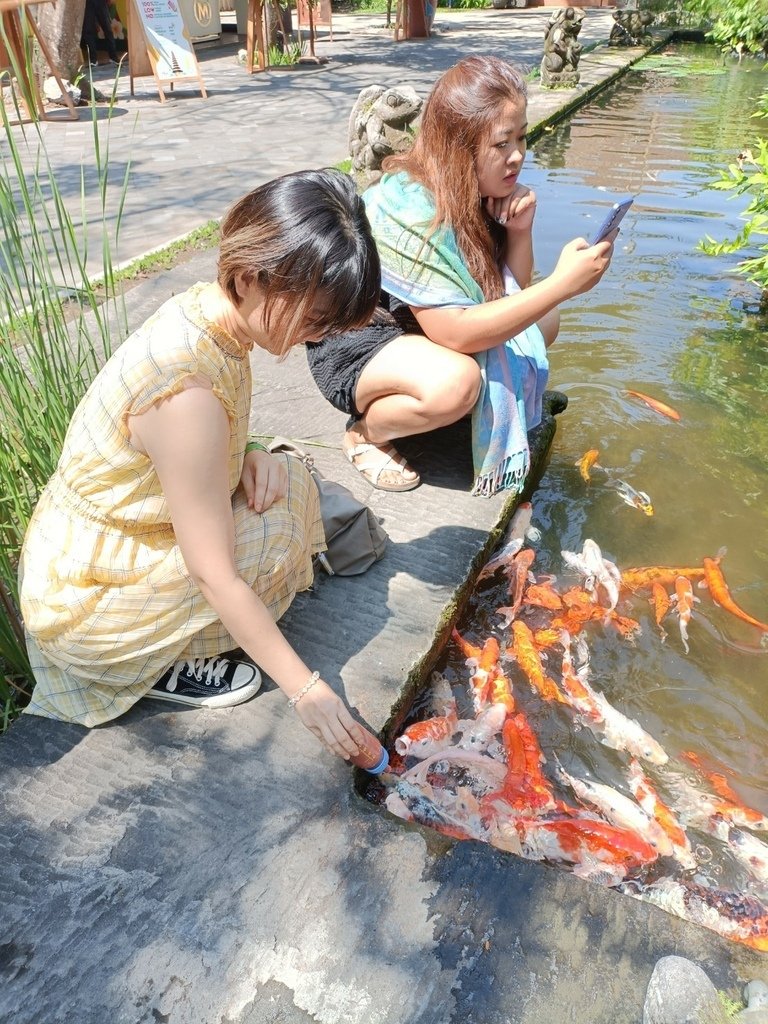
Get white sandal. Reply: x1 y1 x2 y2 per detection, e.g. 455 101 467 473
344 441 421 492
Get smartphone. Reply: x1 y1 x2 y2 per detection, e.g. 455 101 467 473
590 197 634 245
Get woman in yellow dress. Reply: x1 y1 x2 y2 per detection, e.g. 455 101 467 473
19 168 380 762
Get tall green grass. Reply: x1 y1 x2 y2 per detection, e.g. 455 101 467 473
0 21 129 728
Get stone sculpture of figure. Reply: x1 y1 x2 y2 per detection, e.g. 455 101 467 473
348 85 423 191
541 7 585 89
609 9 654 47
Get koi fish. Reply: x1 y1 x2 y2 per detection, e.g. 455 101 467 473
555 762 673 856
402 747 507 794
557 631 668 764
523 581 563 611
706 815 768 890
483 712 555 815
609 479 654 517
475 502 534 583
562 539 621 610
575 448 602 482
667 771 768 833
619 878 768 952
533 627 562 650
625 389 681 422
455 702 509 754
678 751 768 831
673 575 699 654
510 620 566 704
627 758 696 870
650 582 671 641
386 780 485 842
702 556 768 633
452 629 501 712
620 564 707 594
394 706 459 759
515 815 659 878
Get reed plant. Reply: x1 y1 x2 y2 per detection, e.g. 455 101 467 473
0 25 129 728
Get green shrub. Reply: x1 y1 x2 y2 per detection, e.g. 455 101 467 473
699 91 768 305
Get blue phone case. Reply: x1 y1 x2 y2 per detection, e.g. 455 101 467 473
591 197 634 245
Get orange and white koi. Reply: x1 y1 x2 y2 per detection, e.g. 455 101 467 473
557 632 668 765
555 762 673 856
706 815 768 890
679 751 768 832
510 620 567 704
627 758 696 869
668 772 768 834
562 539 621 610
475 502 534 584
673 575 699 654
625 389 681 422
505 548 537 617
575 448 602 482
452 629 501 712
514 815 659 879
619 878 768 952
650 582 672 641
395 706 459 759
702 556 768 633
620 564 707 594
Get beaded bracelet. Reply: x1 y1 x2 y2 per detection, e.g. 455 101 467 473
245 440 268 455
287 671 321 709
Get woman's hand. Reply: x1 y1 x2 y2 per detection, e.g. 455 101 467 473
485 185 536 234
551 235 615 298
294 679 368 761
240 450 288 513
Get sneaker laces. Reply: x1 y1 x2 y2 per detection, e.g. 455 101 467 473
167 656 229 691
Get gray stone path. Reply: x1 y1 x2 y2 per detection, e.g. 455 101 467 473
2 12 766 1024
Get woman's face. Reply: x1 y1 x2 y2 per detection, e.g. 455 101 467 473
235 280 329 355
474 96 528 200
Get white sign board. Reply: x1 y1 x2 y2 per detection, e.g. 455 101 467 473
133 0 198 79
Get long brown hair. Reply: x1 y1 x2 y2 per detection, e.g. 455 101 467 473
383 56 527 301
218 169 380 351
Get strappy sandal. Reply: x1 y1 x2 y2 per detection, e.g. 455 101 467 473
344 440 421 492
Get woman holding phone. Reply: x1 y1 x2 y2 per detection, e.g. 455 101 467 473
306 56 616 495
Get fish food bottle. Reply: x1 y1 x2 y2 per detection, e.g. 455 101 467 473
349 726 389 775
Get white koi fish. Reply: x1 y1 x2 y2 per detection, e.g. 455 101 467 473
455 703 508 754
609 479 654 517
561 539 621 610
706 816 768 890
627 758 696 870
476 502 534 583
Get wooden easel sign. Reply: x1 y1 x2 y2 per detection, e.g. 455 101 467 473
127 0 207 102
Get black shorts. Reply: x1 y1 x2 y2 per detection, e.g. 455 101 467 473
305 298 420 419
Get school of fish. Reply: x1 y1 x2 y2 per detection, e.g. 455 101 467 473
382 503 768 951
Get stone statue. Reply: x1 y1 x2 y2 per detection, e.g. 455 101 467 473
541 7 585 89
348 85 423 191
609 9 654 47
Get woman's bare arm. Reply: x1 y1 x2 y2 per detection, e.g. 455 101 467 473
128 386 364 759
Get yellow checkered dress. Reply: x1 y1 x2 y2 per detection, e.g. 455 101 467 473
19 284 324 727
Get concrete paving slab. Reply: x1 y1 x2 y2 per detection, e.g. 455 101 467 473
3 13 766 1024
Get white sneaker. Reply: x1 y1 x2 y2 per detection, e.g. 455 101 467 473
147 653 262 708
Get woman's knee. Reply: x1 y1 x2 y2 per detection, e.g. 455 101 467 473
422 358 482 420
539 307 560 348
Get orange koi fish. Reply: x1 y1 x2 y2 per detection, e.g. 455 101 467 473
510 620 566 704
702 556 768 633
650 582 672 640
523 582 563 611
607 611 642 641
484 712 555 816
621 565 707 594
672 757 768 832
394 707 459 759
673 576 698 654
575 448 602 482
533 627 562 650
625 389 681 421
515 815 659 879
627 758 695 870
452 629 501 711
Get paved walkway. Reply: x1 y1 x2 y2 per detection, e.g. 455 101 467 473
32 7 620 274
3 13 764 1024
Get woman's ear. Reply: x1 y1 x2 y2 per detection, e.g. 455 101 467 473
233 272 251 302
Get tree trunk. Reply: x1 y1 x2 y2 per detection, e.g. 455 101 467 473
33 0 87 82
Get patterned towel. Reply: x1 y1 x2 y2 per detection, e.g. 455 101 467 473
363 171 549 497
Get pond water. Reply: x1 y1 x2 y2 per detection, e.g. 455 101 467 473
380 46 768 947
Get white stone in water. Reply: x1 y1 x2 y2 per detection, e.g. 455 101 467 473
642 956 724 1024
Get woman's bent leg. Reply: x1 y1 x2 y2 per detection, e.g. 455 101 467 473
344 334 481 490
